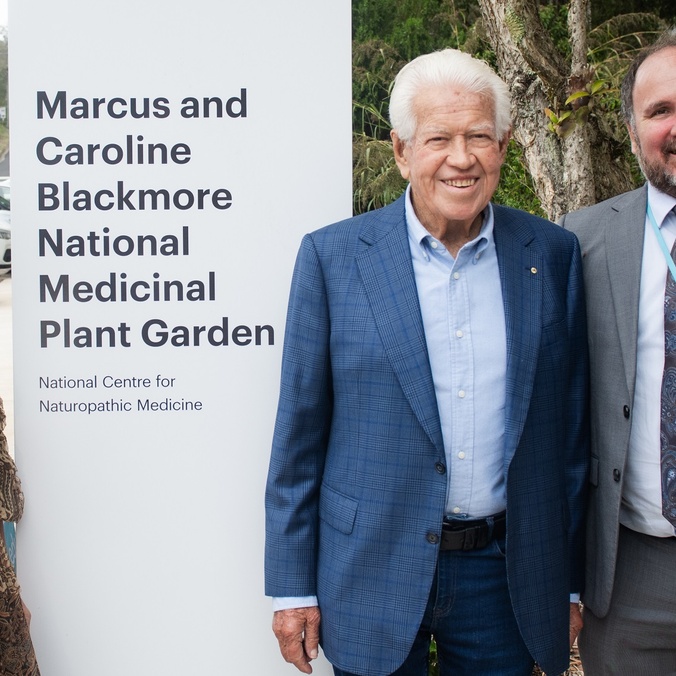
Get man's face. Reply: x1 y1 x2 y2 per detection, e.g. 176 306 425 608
629 46 676 198
391 86 509 235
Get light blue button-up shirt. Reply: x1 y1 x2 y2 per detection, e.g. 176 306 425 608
405 186 507 519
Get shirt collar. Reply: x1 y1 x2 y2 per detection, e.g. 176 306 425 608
648 183 676 228
403 184 494 259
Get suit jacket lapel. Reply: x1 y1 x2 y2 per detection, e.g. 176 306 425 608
355 198 445 455
603 187 646 392
356 200 546 463
493 206 542 467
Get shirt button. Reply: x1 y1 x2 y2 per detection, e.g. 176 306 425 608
453 506 461 514
431 241 439 249
455 330 463 338
453 272 460 280
458 451 466 460
458 390 466 398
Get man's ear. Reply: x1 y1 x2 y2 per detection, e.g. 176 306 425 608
626 122 639 155
498 128 511 159
391 131 410 180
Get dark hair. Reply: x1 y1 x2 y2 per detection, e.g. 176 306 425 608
621 28 676 128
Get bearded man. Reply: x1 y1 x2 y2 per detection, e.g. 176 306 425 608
561 28 676 675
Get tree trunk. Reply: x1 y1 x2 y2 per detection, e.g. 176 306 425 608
477 0 634 221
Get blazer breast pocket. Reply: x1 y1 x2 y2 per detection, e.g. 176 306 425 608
540 317 567 349
319 482 358 535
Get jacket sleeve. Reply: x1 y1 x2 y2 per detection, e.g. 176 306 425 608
564 234 590 594
264 233 332 597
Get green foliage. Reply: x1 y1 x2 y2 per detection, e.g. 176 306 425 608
544 78 607 139
586 13 667 155
588 12 666 83
494 141 545 217
352 0 480 57
351 0 667 215
391 16 429 61
352 0 398 42
352 133 406 214
353 40 404 139
429 637 439 675
538 3 571 58
591 0 676 26
505 7 527 45
537 12 666 147
536 12 666 196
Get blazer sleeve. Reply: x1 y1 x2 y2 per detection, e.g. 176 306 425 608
564 233 590 594
264 233 332 598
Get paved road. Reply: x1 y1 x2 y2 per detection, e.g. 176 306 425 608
0 275 13 452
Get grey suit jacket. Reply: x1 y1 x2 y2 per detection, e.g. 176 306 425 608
561 186 647 616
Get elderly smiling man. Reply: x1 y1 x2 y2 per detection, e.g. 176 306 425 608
266 48 589 676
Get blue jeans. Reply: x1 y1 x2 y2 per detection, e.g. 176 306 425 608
333 536 534 676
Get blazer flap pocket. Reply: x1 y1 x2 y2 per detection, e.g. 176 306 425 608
319 483 358 535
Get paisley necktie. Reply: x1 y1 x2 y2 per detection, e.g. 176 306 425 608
661 229 676 528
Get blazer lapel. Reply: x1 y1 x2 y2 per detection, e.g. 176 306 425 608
493 206 543 468
355 199 445 455
603 187 646 392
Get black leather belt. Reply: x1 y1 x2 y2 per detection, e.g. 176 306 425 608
440 512 506 551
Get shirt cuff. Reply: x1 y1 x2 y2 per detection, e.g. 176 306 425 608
570 593 580 604
272 596 319 612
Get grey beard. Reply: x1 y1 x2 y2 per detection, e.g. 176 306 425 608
637 154 676 199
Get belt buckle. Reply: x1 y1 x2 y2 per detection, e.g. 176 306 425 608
462 524 489 550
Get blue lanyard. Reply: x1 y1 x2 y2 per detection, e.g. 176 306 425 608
649 203 676 284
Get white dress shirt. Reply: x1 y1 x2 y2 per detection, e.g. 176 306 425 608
621 184 676 537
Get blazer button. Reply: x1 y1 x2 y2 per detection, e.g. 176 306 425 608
427 532 439 545
435 462 446 474
613 469 621 482
623 405 630 419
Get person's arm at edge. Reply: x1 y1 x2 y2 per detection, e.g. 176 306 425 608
564 233 591 648
265 233 332 672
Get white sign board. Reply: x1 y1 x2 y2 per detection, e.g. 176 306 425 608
9 2 350 674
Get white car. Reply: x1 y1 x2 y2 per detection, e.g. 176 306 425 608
0 178 10 279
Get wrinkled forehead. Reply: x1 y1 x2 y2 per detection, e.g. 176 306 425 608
410 85 497 125
413 83 496 108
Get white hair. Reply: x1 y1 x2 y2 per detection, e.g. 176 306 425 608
389 49 512 143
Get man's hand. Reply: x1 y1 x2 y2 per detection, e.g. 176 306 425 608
569 602 583 648
272 606 321 674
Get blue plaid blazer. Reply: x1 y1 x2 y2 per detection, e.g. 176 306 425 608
265 195 589 676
